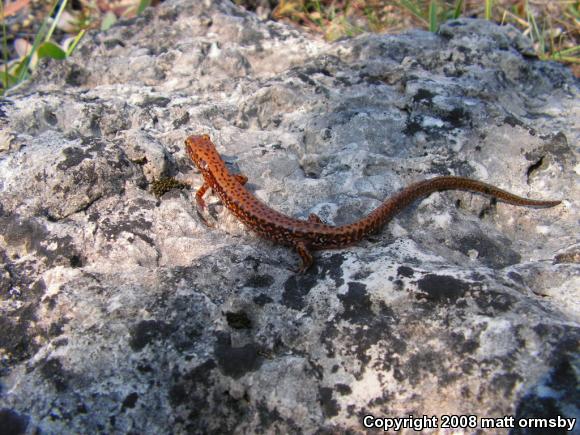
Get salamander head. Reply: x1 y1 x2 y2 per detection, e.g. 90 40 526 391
185 134 215 171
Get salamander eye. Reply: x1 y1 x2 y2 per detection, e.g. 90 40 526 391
202 134 210 141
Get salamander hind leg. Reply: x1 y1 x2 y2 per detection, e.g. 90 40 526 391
294 241 314 274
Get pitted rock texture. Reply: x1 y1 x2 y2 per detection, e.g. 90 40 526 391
1 0 579 433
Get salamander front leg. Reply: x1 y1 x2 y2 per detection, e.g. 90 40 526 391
195 181 210 210
195 182 215 227
294 241 314 274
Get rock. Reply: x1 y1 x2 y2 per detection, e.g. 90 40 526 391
1 0 578 433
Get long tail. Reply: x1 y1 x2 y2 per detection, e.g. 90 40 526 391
357 176 560 236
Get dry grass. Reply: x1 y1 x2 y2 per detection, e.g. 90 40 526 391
1 0 578 95
245 0 579 74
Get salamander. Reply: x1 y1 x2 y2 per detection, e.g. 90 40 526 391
185 134 561 273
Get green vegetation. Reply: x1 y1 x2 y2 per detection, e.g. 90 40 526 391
151 177 190 198
268 1 579 67
1 0 85 93
1 0 578 95
0 0 151 95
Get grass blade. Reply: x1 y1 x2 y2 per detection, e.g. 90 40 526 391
428 0 437 32
526 1 545 56
66 29 86 56
1 0 9 92
452 0 463 19
137 0 151 15
45 0 68 42
398 0 428 24
485 0 493 20
17 0 62 82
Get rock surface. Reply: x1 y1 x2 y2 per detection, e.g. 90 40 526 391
1 0 579 433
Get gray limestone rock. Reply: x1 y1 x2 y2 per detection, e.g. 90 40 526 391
1 0 578 433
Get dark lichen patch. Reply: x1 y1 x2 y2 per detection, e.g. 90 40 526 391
512 396 568 435
253 294 273 306
170 323 204 353
503 114 526 129
282 271 320 310
351 269 372 280
0 305 41 372
39 358 70 392
416 274 469 303
225 311 252 330
397 265 414 278
257 401 284 429
453 234 521 268
65 64 88 86
48 319 67 337
244 274 275 288
447 331 480 356
374 333 408 375
413 88 436 104
393 278 405 291
468 272 486 282
473 289 516 313
56 147 92 170
442 107 469 129
334 383 352 396
1 214 49 254
169 359 216 407
0 408 29 435
322 310 397 373
99 214 153 245
168 358 246 434
403 116 423 136
489 372 522 397
214 333 262 379
547 356 578 399
319 387 340 417
337 282 373 323
318 253 345 287
0 214 82 268
129 320 173 351
69 254 83 268
151 177 189 198
0 98 13 119
168 383 188 408
516 354 579 430
404 350 445 387
121 392 139 411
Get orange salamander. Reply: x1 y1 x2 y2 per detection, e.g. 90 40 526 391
186 134 560 273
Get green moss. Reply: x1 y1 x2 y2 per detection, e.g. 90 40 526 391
151 177 189 198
